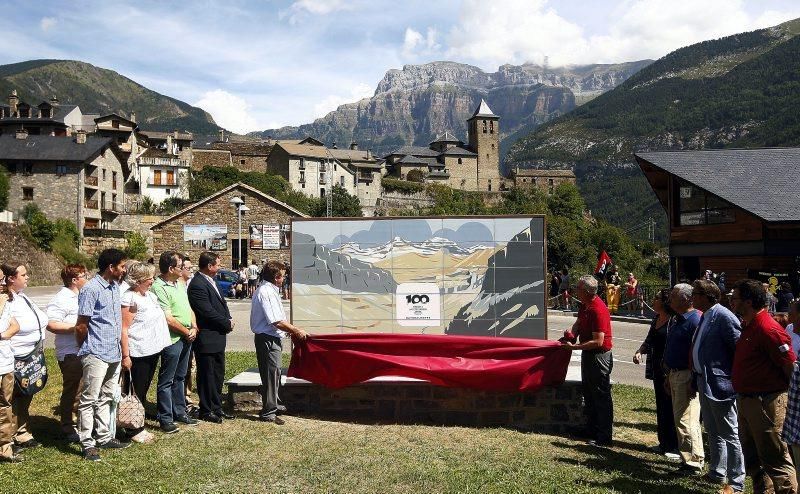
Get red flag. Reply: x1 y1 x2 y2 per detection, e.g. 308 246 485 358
595 250 613 277
288 333 570 392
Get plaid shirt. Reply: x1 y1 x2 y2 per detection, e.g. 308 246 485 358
77 274 122 362
782 362 800 445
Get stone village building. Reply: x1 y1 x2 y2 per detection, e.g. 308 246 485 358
384 99 504 192
267 138 383 216
151 182 307 269
0 129 127 230
510 167 577 194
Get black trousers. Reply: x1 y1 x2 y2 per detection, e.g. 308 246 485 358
195 352 225 416
254 333 283 418
652 369 678 452
123 353 160 435
581 350 614 443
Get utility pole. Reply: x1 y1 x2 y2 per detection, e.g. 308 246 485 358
326 158 333 218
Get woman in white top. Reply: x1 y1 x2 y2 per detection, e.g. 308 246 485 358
121 262 171 443
1 262 47 450
0 271 22 462
46 264 88 442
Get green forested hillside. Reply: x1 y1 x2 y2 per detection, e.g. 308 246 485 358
0 59 219 134
506 18 800 242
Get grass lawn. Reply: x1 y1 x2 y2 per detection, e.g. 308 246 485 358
3 351 721 493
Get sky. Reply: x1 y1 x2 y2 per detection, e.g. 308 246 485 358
1 0 798 134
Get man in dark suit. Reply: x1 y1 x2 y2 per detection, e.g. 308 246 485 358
187 252 233 423
691 279 744 493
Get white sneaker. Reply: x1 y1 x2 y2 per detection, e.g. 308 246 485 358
664 452 681 461
131 430 154 444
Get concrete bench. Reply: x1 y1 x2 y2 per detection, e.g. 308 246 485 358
225 366 584 432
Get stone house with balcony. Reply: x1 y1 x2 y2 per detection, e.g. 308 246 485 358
510 167 576 194
0 90 91 136
0 130 127 231
267 139 383 216
384 99 504 192
131 147 191 204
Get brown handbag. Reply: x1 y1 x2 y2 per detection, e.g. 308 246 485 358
117 370 145 430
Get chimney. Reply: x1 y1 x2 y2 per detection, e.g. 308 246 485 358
76 129 87 144
15 128 28 140
49 95 59 107
130 111 136 123
366 149 372 160
9 90 19 116
166 132 174 155
332 141 337 149
350 141 358 150
218 129 225 142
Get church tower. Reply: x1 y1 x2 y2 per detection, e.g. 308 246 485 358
467 99 500 191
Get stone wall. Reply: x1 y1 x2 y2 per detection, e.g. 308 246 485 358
0 223 63 286
5 161 80 227
81 213 168 257
152 185 301 269
229 377 585 433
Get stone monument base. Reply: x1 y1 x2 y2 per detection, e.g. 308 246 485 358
226 368 585 432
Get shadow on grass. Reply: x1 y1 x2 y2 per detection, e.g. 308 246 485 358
28 414 79 456
614 419 659 434
550 438 704 494
632 406 657 414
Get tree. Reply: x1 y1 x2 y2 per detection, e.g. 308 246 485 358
312 185 362 217
547 182 585 222
406 169 425 183
124 232 149 261
497 187 548 215
22 203 56 250
0 166 9 211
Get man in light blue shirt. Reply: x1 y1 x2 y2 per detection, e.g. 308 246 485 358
74 248 131 461
251 260 306 425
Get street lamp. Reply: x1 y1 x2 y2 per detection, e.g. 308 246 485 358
229 197 249 268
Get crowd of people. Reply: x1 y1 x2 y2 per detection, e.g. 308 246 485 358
551 266 645 316
233 261 292 300
562 271 800 494
0 249 306 463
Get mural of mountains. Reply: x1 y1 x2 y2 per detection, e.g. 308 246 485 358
505 17 800 242
0 59 219 134
249 60 652 157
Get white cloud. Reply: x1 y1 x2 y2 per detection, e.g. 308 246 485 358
193 89 261 134
402 27 440 60
313 83 374 119
40 17 57 31
445 0 800 68
290 0 351 15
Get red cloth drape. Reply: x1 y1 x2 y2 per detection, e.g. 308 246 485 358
288 333 571 392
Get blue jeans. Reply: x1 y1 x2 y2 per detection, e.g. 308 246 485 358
157 339 191 425
700 390 746 491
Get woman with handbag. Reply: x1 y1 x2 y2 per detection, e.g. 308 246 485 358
120 262 171 443
632 288 679 458
0 272 22 463
1 262 48 450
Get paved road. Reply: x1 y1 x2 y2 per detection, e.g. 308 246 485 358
24 286 652 388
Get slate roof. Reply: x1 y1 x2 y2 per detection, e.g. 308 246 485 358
471 99 497 118
440 146 477 157
277 142 377 163
0 134 111 162
513 168 575 178
396 155 428 165
635 148 800 223
210 141 273 156
191 149 232 170
386 146 439 158
139 130 193 141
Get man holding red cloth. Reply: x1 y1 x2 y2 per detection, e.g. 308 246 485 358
562 275 614 447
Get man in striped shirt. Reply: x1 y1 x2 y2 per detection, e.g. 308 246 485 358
250 261 307 425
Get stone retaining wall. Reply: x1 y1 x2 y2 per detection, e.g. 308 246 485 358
228 374 584 433
0 223 63 285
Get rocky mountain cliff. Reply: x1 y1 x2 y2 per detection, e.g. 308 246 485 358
505 17 800 242
0 59 219 134
250 60 651 158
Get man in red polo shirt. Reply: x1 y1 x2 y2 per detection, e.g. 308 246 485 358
731 279 796 494
562 274 613 446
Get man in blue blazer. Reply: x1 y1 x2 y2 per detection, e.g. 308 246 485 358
691 279 745 494
187 251 234 423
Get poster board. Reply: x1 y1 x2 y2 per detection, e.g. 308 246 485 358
250 224 290 250
290 216 547 339
183 224 227 251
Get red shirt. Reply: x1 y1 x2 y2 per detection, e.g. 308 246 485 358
576 295 613 352
732 310 796 394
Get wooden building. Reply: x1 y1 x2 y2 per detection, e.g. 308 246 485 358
636 148 800 286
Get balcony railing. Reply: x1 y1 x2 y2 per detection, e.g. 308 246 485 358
84 199 99 209
101 201 122 213
85 176 98 186
319 174 327 185
138 157 189 167
148 178 178 186
358 173 373 182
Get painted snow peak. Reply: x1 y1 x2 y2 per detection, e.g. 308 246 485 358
290 217 546 339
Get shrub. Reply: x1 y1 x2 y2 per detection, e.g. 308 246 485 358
0 166 9 211
124 231 149 260
382 177 424 194
406 169 425 183
22 203 56 250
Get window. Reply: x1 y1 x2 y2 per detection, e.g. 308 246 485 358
112 171 117 188
240 159 246 165
112 120 120 129
299 171 305 183
676 179 736 226
40 108 51 118
299 158 305 170
166 189 171 195
522 178 527 183
320 188 325 197
22 187 33 201
166 170 175 185
102 168 107 181
101 192 106 209
458 158 462 164
22 163 33 175
340 176 345 187
489 121 494 134
112 194 117 206
491 143 495 149
153 169 162 185
55 164 67 176
488 179 492 192
320 163 327 173
334 163 337 171
85 218 99 228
